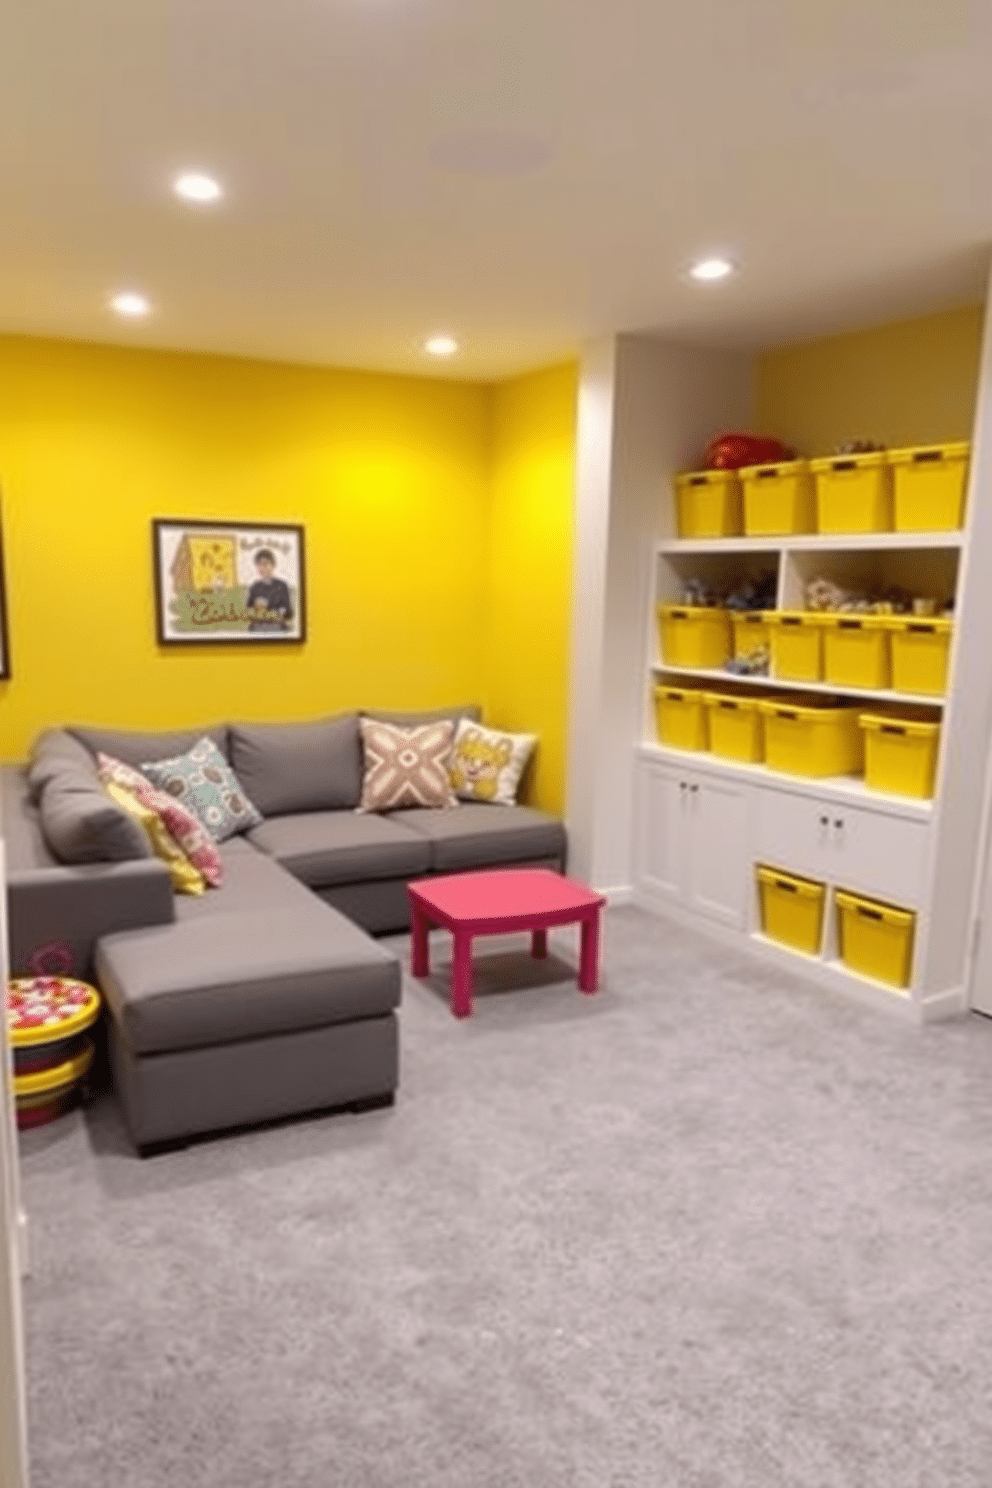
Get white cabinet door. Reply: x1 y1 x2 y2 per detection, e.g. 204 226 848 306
829 805 929 907
754 785 929 907
686 775 752 929
634 759 687 909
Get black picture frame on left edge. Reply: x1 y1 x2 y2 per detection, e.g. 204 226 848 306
0 496 11 680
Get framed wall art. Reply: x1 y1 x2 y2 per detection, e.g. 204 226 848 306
0 497 10 679
152 519 306 646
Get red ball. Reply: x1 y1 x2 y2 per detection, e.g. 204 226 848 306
704 433 796 470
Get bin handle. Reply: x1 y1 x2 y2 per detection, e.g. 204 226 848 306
857 906 884 921
775 880 798 893
718 700 737 710
912 449 942 463
777 710 798 720
781 617 801 628
756 468 778 479
838 619 862 630
907 622 936 634
880 724 907 736
688 475 708 486
831 459 857 471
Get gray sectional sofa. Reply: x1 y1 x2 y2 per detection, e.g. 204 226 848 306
1 708 566 1152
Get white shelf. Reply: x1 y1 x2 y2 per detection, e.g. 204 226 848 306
637 740 933 823
658 531 964 555
651 662 945 711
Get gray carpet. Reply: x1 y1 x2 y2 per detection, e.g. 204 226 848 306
17 906 992 1488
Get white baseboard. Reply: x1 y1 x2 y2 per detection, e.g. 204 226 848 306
597 885 634 907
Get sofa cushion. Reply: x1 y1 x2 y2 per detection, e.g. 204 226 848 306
68 723 230 769
246 810 431 887
448 719 537 806
140 737 263 842
98 753 224 887
96 904 401 1056
102 780 206 895
362 704 482 727
228 714 362 816
27 730 100 803
173 839 321 922
391 802 567 873
37 773 151 865
357 719 457 812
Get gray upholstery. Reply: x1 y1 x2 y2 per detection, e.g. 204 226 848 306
38 772 150 865
246 810 431 887
108 1012 398 1149
362 704 482 727
68 723 230 767
96 904 401 1056
27 729 100 802
173 837 320 922
229 714 362 816
7 860 175 979
392 802 567 872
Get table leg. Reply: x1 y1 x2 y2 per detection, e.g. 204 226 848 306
410 904 431 977
451 931 474 1019
578 909 601 994
532 927 548 959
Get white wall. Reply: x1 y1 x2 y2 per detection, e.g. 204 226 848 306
567 334 753 892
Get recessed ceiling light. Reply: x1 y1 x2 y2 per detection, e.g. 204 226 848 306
174 172 222 203
110 291 151 317
689 257 735 282
424 335 458 357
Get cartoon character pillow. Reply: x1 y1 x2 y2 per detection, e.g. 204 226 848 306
448 720 536 806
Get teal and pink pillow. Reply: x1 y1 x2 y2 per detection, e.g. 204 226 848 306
97 753 225 886
139 736 263 842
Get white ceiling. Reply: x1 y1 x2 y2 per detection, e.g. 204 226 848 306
2 0 991 380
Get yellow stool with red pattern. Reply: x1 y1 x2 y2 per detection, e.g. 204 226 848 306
5 977 102 1129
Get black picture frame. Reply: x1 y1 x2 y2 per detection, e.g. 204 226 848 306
0 496 10 680
152 519 307 646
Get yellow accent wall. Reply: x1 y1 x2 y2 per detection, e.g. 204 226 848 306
755 303 985 456
0 336 493 762
488 363 577 815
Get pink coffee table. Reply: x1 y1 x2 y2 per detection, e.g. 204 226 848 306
407 868 607 1019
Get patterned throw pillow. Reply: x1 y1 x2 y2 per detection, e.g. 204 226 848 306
98 753 224 888
448 719 537 806
357 719 457 812
140 736 262 843
102 781 206 895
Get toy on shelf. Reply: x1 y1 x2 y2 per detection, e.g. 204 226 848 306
803 576 952 616
704 432 795 471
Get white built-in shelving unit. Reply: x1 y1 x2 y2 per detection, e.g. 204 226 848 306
567 285 992 1022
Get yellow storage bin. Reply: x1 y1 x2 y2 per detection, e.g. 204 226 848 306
674 469 743 538
766 611 827 682
890 442 969 531
884 616 952 697
704 692 765 763
859 711 940 799
836 890 915 989
810 450 893 533
821 614 891 690
740 459 815 536
654 685 710 752
731 610 772 662
757 865 826 956
657 606 731 670
759 697 863 777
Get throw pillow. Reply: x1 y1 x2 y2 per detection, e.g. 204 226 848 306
102 781 206 895
448 719 536 806
98 753 224 888
357 719 457 812
140 736 263 843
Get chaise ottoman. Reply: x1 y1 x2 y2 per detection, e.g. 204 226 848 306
96 902 401 1153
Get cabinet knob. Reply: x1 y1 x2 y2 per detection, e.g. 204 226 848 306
819 815 829 827
834 818 844 830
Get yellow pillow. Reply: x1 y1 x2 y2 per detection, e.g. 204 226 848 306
103 780 206 896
